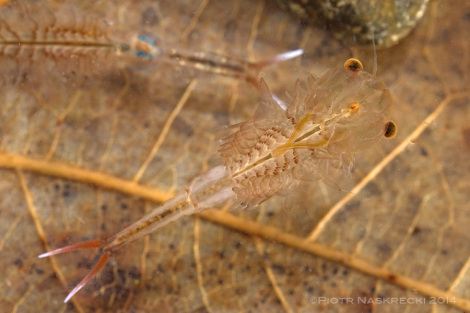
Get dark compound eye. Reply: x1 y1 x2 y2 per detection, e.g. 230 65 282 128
344 58 363 72
384 121 397 138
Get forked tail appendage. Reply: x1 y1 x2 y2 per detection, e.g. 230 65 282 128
39 239 112 303
252 49 303 69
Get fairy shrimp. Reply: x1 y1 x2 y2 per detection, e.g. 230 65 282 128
0 5 302 83
39 57 397 302
115 30 303 85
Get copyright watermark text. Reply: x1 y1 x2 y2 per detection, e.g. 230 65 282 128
308 296 456 305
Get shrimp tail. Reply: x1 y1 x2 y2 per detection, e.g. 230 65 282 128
38 239 105 258
39 239 112 303
251 49 303 69
247 49 303 105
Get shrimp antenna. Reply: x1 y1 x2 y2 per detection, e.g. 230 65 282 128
372 31 377 76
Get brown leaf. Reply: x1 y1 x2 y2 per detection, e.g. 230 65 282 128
1 0 469 312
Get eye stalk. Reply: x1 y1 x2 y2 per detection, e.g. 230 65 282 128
344 58 364 72
384 121 397 138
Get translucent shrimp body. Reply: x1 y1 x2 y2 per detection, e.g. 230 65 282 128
221 58 395 203
0 8 302 82
39 58 396 302
116 30 303 84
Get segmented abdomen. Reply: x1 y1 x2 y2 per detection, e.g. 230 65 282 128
231 149 301 204
219 99 301 203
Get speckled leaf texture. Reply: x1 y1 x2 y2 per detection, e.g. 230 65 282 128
1 0 469 312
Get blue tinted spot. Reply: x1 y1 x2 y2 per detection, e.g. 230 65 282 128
136 51 152 60
137 35 156 46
